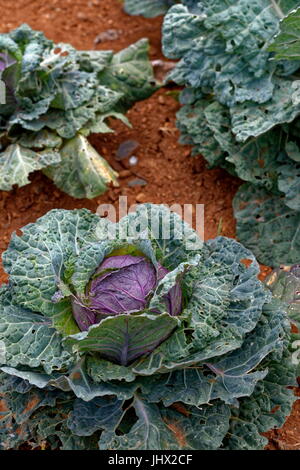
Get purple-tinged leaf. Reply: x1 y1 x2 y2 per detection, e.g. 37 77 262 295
65 313 179 366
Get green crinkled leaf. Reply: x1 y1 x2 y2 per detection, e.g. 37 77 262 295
65 313 179 367
99 397 231 450
141 367 266 408
67 396 125 436
2 209 99 333
176 100 229 169
225 132 300 197
160 402 231 450
50 71 97 111
0 33 22 61
265 265 300 330
189 237 270 342
207 116 291 193
82 110 131 135
0 288 73 374
234 184 300 266
277 161 300 210
86 356 137 384
116 203 204 270
18 129 63 149
8 96 54 128
225 357 297 449
99 39 159 108
268 6 300 60
162 3 206 59
99 399 175 450
68 240 112 296
231 78 300 142
0 367 72 393
33 86 123 140
206 299 289 386
77 50 113 73
68 358 138 399
43 134 119 199
124 0 178 17
0 143 61 190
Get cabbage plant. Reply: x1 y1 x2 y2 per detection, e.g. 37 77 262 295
0 24 157 198
159 0 300 267
0 204 296 450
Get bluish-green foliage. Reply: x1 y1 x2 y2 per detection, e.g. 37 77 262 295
160 0 300 266
0 24 157 198
124 0 179 17
0 204 296 449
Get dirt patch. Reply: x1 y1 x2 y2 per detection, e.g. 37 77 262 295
0 0 298 450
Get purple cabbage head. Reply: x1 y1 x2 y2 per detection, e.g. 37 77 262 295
72 254 182 331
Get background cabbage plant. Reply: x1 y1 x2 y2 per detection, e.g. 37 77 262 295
0 204 297 450
124 0 300 267
0 24 157 198
124 0 179 17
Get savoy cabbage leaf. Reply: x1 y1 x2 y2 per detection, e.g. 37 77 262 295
233 184 300 266
160 0 300 266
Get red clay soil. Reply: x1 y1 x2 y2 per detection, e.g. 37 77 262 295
0 0 298 450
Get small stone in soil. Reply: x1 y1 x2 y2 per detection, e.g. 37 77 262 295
129 156 138 166
119 170 132 179
136 192 146 203
116 140 139 160
128 178 147 187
